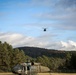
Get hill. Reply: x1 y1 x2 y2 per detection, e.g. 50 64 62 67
16 46 66 58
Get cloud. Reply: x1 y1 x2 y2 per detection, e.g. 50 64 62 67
1 0 76 12
58 0 76 8
0 0 76 51
0 32 76 51
33 0 76 30
34 12 76 30
0 32 52 48
60 40 76 50
0 0 55 9
16 0 76 11
17 0 56 7
0 32 34 47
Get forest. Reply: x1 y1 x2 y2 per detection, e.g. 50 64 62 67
0 41 76 72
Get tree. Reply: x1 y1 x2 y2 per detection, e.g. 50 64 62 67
11 49 27 67
70 53 76 69
0 42 10 71
65 52 72 69
0 41 27 72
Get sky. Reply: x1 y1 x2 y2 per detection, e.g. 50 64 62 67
0 0 76 51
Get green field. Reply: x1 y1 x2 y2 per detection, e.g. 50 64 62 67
0 73 76 75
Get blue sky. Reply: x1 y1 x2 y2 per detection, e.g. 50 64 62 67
0 0 76 50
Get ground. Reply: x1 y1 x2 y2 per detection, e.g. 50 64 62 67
0 73 76 75
39 73 76 75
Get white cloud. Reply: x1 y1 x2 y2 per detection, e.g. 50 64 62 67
69 40 76 47
60 41 68 47
0 32 76 51
60 40 76 50
0 32 34 47
1 0 76 31
31 0 76 30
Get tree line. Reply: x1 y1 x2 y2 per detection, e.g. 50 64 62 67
0 41 31 72
36 53 76 73
0 41 76 72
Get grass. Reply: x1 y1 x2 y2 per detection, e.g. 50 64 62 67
0 73 16 75
0 73 76 75
38 73 76 75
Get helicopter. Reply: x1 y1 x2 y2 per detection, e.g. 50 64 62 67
43 28 47 32
12 62 50 75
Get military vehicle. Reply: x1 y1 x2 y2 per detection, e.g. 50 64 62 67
12 62 50 75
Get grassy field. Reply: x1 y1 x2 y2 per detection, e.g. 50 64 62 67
38 73 76 75
0 73 15 75
0 73 76 75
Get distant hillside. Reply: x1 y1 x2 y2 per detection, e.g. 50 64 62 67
16 46 67 58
